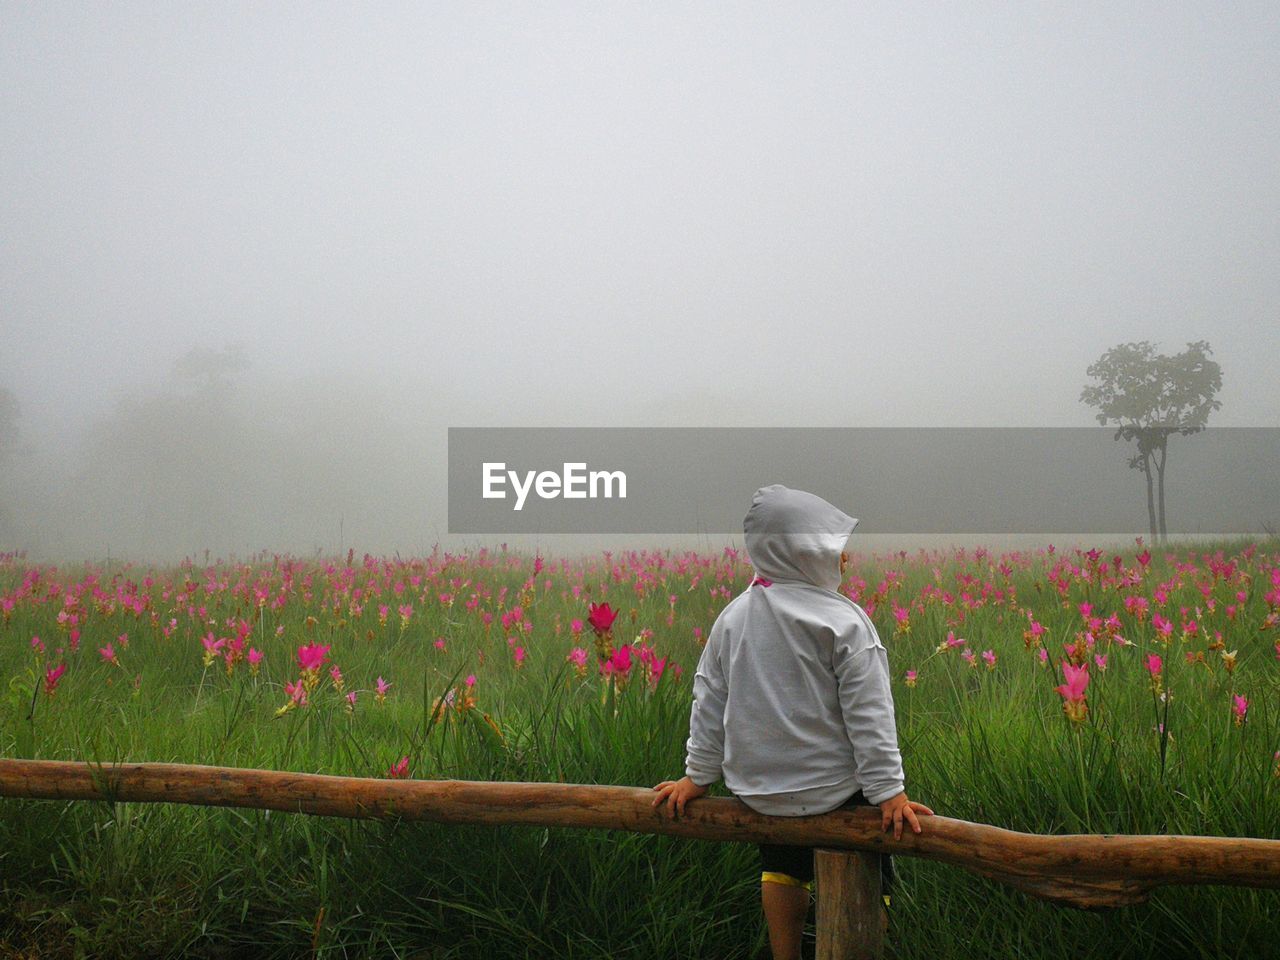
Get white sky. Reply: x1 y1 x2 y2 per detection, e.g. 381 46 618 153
2 2 1277 560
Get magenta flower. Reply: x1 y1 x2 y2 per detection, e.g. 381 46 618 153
1233 694 1248 726
587 602 619 635
1054 662 1090 724
1055 662 1090 702
44 662 67 697
1145 654 1163 676
296 643 331 673
284 679 308 706
99 642 119 666
386 756 410 778
982 650 997 670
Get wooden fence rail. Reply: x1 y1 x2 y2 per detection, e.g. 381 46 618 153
2 760 1279 960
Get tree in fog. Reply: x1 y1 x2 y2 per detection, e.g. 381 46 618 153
0 387 21 545
171 343 250 394
1080 341 1222 544
0 387 18 462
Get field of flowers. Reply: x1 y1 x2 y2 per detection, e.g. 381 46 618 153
0 539 1278 959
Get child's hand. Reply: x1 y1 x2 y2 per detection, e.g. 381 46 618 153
878 791 935 840
652 776 709 819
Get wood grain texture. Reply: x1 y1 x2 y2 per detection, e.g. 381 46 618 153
815 849 882 960
1 759 1278 909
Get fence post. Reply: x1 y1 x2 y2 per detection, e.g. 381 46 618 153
814 847 883 960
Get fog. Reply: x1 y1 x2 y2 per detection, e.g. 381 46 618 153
2 3 1277 563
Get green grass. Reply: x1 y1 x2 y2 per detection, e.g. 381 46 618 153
0 537 1277 958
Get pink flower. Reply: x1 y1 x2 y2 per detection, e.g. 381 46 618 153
387 756 410 779
587 602 619 635
1233 694 1248 726
44 662 67 697
1037 648 1049 666
465 674 477 688
904 669 918 687
570 619 584 636
1055 662 1090 702
284 679 308 706
1093 654 1107 671
376 677 391 696
513 646 526 668
99 643 119 666
345 690 357 712
296 643 331 673
434 638 447 651
982 650 997 670
1145 654 1163 677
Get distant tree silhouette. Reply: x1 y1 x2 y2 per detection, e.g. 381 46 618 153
0 387 18 463
1080 341 1222 544
171 343 250 393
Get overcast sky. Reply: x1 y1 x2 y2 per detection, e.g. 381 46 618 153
2 2 1277 561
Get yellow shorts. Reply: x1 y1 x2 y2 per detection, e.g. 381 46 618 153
761 871 891 907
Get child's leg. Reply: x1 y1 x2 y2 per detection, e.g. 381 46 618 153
758 844 814 960
760 876 809 960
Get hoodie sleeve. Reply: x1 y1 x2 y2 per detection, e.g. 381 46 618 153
832 613 906 806
683 618 729 787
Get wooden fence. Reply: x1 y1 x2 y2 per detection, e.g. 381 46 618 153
2 759 1279 959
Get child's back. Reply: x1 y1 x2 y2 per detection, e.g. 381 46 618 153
654 485 933 960
684 483 906 814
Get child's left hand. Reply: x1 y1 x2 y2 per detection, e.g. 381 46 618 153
652 776 708 819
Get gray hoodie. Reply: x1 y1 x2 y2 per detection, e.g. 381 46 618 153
683 484 906 815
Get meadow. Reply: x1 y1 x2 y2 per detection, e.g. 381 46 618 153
0 538 1277 960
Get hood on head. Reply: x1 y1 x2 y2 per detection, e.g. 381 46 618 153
743 484 858 593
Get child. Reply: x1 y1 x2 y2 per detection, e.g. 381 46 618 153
653 484 933 960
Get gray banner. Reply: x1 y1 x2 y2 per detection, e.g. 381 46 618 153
447 427 1279 534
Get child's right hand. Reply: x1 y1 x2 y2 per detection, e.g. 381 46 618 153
878 790 935 840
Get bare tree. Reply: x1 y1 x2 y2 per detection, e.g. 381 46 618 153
1080 341 1222 544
